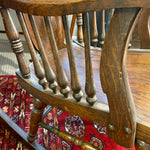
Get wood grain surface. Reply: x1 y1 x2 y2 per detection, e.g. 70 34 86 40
16 43 150 145
1 0 150 16
138 8 150 49
48 43 150 131
1 1 150 148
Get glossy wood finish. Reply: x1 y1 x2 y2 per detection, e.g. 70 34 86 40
135 139 150 150
45 44 150 124
27 98 45 143
111 9 115 18
23 15 65 54
100 8 141 147
16 68 109 129
50 46 150 145
44 16 69 97
29 15 57 92
17 11 47 89
129 53 150 145
138 8 150 49
16 43 150 146
99 10 105 47
2 0 150 16
70 14 76 37
83 13 97 105
47 45 107 104
62 16 82 100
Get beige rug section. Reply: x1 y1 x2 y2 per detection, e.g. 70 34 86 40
0 38 30 75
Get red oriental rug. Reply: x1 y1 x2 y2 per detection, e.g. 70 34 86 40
0 75 135 150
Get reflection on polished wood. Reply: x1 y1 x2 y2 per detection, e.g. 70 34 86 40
135 139 150 150
23 14 65 54
76 13 83 43
92 11 98 47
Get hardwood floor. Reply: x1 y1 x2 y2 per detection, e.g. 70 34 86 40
46 44 150 143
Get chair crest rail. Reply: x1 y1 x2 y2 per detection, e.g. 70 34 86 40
1 1 150 149
0 0 150 16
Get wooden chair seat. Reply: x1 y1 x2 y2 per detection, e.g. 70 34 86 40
16 43 150 145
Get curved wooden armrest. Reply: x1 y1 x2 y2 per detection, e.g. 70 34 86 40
100 8 142 147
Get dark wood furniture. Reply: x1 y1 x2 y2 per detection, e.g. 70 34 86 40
0 0 150 149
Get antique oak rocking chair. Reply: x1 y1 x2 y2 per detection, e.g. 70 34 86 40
0 0 150 149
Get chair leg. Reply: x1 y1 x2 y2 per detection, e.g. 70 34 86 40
27 98 45 143
135 139 150 150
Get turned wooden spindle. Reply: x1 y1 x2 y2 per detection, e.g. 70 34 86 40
92 11 98 47
16 11 47 89
29 15 57 93
39 121 98 150
0 8 30 79
44 16 70 98
27 98 45 143
70 14 76 37
76 13 83 43
62 16 83 101
100 10 106 47
83 13 97 105
111 9 115 18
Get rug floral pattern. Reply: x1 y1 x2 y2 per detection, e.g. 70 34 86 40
0 76 135 150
